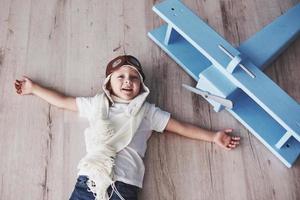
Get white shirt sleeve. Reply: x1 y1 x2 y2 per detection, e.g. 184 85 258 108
76 95 98 118
146 104 171 133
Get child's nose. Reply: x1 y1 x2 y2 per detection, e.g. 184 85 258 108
124 79 131 84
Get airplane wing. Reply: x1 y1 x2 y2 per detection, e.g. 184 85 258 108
238 4 300 70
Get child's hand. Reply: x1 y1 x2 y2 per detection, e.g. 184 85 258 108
14 76 35 95
213 129 240 150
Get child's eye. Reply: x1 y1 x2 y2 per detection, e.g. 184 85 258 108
117 75 124 79
130 76 139 80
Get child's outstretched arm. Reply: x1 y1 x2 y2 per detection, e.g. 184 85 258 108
14 76 78 112
165 118 240 150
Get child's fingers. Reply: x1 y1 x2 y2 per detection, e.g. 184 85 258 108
224 128 233 133
15 80 26 89
231 136 240 141
15 81 21 87
16 79 25 83
223 139 239 150
227 143 237 149
15 84 22 91
15 85 21 90
15 82 22 93
224 146 232 150
230 140 239 145
230 139 239 144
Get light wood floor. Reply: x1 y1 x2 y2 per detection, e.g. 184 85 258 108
0 0 299 199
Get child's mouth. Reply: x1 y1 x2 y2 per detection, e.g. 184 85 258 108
122 88 133 92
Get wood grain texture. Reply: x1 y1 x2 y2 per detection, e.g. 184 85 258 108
0 0 299 200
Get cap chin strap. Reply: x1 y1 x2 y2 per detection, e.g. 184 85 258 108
102 74 114 103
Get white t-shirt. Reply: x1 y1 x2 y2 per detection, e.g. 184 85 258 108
76 95 171 188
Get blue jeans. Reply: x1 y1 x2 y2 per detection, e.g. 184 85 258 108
69 176 139 200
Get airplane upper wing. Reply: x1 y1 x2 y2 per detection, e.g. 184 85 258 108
238 4 300 70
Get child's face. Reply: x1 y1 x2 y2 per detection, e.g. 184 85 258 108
109 66 141 100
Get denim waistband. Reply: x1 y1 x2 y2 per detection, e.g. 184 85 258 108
76 175 139 189
77 175 89 183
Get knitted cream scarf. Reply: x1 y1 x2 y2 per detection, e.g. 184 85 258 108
77 73 150 200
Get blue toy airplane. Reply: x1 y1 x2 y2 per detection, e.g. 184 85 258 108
148 0 300 167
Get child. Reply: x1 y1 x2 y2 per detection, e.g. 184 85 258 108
14 55 240 200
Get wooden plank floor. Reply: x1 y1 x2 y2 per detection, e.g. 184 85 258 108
0 0 299 199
